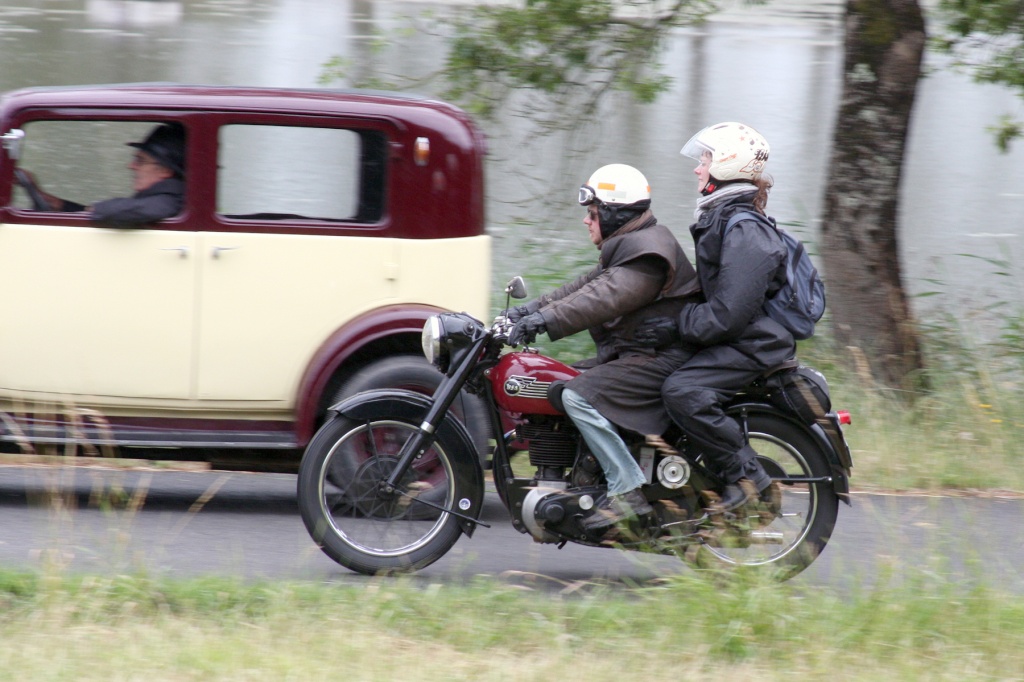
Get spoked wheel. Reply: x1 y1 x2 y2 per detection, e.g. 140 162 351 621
688 413 840 579
297 415 466 575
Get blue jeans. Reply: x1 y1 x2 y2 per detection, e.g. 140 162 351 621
562 388 645 496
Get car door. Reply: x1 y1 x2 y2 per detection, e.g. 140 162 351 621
0 222 198 399
195 230 398 401
0 119 197 400
193 120 397 401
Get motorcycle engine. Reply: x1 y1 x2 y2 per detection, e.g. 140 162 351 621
517 417 577 469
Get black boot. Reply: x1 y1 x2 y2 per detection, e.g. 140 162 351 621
713 452 772 512
580 488 653 532
743 457 772 493
716 481 755 512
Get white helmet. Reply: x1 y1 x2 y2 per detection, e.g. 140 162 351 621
681 122 769 192
578 163 651 207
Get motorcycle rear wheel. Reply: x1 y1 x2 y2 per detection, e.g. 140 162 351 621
687 412 840 580
297 415 466 575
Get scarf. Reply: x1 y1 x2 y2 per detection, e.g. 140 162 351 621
693 183 758 221
598 209 654 247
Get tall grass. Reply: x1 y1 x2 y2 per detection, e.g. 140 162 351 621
793 275 1024 493
0 568 1020 680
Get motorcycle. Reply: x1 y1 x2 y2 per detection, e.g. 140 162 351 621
297 277 853 579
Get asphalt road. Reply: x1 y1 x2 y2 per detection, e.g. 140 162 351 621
0 463 1021 591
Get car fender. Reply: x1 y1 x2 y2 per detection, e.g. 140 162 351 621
294 304 448 445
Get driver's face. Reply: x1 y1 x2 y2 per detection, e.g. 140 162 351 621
584 206 602 245
129 151 173 193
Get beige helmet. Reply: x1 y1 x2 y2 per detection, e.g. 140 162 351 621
578 164 652 239
578 163 651 207
681 122 769 195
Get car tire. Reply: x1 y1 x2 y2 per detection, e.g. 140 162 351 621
328 355 491 467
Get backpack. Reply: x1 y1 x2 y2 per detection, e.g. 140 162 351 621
724 211 825 340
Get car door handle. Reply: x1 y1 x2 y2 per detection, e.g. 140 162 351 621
211 246 240 259
160 246 189 258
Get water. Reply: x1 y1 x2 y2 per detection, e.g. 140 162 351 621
1 0 1022 321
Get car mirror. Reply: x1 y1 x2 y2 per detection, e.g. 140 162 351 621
1 129 25 160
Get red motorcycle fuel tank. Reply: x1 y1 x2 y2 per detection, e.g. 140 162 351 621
491 351 580 415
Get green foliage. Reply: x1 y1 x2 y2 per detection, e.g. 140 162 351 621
936 0 1024 150
444 0 691 118
321 0 714 123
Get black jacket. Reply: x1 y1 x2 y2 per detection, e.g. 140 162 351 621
678 197 794 365
89 178 184 226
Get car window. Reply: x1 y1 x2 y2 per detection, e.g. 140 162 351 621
11 120 160 211
217 125 383 223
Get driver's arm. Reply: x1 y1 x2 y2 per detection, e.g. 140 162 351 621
16 169 85 212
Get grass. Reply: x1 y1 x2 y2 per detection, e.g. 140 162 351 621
792 303 1024 493
0 568 1020 681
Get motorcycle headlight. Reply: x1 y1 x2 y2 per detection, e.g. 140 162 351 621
421 315 445 369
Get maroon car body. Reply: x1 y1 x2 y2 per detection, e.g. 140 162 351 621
0 84 491 469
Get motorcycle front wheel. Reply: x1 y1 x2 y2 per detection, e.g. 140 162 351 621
297 415 466 575
687 412 840 580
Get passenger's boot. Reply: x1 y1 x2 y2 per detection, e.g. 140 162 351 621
714 447 772 512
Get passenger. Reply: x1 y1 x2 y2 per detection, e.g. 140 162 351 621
636 122 794 511
17 122 185 226
507 164 700 532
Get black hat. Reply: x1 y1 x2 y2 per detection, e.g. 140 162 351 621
128 123 185 176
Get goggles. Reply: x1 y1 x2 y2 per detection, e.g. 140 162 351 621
578 184 598 206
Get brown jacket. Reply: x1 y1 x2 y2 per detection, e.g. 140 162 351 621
536 211 699 363
531 212 701 435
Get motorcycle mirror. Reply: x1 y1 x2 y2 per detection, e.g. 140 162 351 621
505 276 528 300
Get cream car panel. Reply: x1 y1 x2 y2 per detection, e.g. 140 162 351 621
0 222 196 398
194 231 399 401
195 233 492 402
395 235 492 321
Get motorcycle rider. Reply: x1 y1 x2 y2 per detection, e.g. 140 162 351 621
637 122 794 511
507 164 700 532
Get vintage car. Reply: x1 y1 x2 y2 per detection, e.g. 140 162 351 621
0 84 491 470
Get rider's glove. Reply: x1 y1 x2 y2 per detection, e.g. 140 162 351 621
634 316 681 348
505 305 531 323
508 312 546 347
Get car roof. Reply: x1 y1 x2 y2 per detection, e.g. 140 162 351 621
0 83 476 130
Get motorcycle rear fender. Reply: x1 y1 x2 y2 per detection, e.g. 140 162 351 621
329 388 486 536
732 402 852 505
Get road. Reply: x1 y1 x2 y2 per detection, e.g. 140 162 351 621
0 463 1021 591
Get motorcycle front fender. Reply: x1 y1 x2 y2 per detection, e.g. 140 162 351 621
327 388 486 535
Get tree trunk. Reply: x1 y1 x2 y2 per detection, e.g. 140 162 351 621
821 0 926 392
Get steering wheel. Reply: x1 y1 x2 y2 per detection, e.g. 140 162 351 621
14 169 53 211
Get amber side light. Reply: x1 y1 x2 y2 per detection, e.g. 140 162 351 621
413 136 430 166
